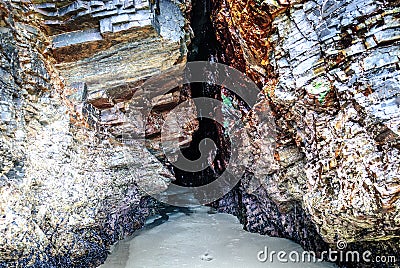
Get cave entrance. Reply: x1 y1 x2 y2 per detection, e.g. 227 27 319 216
170 0 228 190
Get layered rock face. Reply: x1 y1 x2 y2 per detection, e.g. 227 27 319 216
0 0 194 267
211 0 400 263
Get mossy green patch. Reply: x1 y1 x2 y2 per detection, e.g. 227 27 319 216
305 79 331 104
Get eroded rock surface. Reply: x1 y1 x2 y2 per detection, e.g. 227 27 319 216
211 0 400 264
0 0 195 267
1 0 400 266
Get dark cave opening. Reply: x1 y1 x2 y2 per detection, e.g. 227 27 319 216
171 0 230 188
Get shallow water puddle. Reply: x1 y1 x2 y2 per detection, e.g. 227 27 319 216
100 207 337 268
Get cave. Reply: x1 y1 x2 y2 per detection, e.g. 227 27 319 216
172 0 224 188
1 0 400 268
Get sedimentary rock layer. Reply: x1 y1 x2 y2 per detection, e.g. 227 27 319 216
211 0 400 264
0 0 194 266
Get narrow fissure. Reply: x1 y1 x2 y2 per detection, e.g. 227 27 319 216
172 0 228 187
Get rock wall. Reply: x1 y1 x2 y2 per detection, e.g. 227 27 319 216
211 0 400 265
0 0 194 267
1 0 400 266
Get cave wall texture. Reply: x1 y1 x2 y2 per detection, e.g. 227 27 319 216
0 0 194 267
211 0 400 265
0 0 400 267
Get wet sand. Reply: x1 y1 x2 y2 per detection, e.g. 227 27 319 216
100 207 337 268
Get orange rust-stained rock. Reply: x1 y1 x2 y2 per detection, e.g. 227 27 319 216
52 26 158 63
211 0 400 260
212 0 290 86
